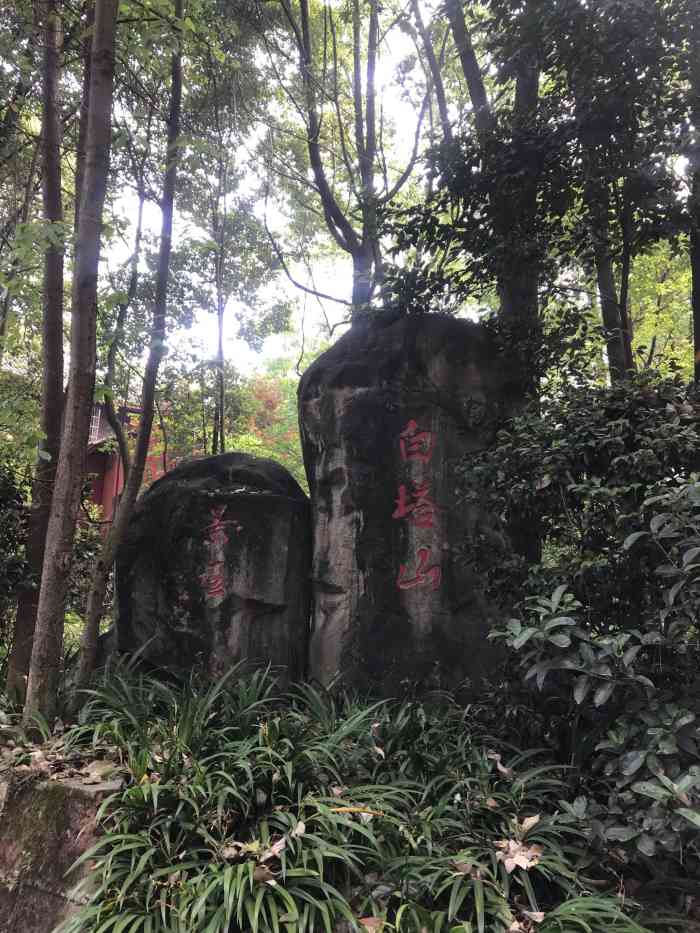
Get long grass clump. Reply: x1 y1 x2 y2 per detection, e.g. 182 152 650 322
56 665 652 933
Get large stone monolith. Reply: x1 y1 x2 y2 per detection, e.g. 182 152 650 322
115 453 311 682
298 312 519 694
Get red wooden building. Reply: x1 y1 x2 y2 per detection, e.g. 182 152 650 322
86 403 175 524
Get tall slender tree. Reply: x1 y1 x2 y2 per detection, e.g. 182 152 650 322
264 0 426 314
445 0 541 364
23 0 119 722
685 7 700 383
6 0 65 702
536 0 682 383
74 0 185 689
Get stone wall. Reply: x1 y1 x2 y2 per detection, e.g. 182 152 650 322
0 772 121 932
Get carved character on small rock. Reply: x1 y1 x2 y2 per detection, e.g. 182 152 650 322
115 453 311 682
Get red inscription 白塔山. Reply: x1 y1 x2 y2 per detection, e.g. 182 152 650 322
392 481 436 528
399 420 435 464
397 546 442 591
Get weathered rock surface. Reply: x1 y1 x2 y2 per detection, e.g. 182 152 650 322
0 772 118 932
116 453 311 681
298 313 519 694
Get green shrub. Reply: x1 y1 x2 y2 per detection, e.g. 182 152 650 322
485 465 700 880
56 667 652 933
456 375 700 617
456 375 700 889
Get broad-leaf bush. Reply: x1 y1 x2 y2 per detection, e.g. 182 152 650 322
461 376 700 882
56 666 650 933
456 375 700 617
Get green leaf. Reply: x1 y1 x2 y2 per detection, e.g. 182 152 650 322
547 633 571 648
551 584 567 611
512 627 537 649
682 546 700 566
605 826 639 842
675 773 698 794
677 808 700 830
620 750 646 776
636 833 656 856
667 578 686 606
623 531 648 550
593 681 615 707
544 616 577 631
474 878 485 933
631 781 669 801
650 513 671 534
573 675 590 705
658 736 678 755
656 564 678 577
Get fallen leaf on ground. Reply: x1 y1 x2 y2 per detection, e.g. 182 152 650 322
253 865 276 883
519 814 541 834
260 836 286 862
495 839 543 873
486 750 514 779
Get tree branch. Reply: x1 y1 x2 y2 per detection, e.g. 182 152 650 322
264 203 352 306
410 0 451 143
445 0 494 140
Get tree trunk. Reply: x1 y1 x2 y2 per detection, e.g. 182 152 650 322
445 0 494 139
74 0 94 234
496 45 541 386
411 0 451 144
689 19 700 385
200 371 209 453
618 239 635 373
23 0 118 724
102 187 147 482
446 0 542 565
73 0 183 692
216 298 225 452
0 136 42 366
5 0 65 703
692 171 700 385
594 242 627 383
446 0 541 377
294 0 366 311
351 247 374 308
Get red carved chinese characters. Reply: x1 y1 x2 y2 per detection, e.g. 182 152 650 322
392 481 436 529
397 546 442 590
206 504 230 546
393 419 441 591
201 561 226 600
399 419 435 464
200 504 241 603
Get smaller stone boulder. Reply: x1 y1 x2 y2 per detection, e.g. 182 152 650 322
115 453 311 682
